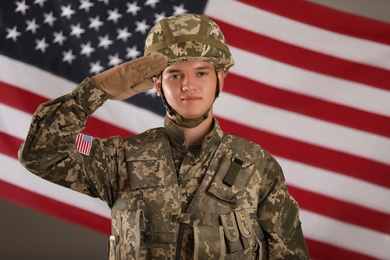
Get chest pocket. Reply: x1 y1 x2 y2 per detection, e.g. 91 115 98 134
126 150 165 191
208 154 256 203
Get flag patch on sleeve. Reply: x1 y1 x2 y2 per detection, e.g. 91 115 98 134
75 133 93 156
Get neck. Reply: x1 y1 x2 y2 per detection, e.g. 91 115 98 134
169 112 214 146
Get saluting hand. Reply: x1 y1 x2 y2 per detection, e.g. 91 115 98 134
92 53 168 100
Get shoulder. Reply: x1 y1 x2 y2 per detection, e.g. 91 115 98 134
223 134 269 160
122 127 168 157
125 127 166 142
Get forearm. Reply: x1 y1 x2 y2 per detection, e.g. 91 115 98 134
18 78 107 192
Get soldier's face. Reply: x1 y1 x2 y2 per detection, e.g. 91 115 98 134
155 60 224 119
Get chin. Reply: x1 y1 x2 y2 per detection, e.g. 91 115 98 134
183 111 208 119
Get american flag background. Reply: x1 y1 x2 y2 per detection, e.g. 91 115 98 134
0 0 389 259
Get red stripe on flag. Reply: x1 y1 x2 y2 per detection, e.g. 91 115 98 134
305 238 378 260
0 180 110 235
224 73 390 138
289 186 390 234
0 80 47 114
1 80 134 138
239 0 390 45
0 133 25 161
215 19 390 91
217 117 390 189
0 131 23 159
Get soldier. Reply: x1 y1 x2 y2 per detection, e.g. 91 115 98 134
19 13 310 259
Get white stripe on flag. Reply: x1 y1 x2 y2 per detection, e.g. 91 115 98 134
0 153 111 219
205 0 390 70
215 92 390 165
229 46 390 117
300 209 390 259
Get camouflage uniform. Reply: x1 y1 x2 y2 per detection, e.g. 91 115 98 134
19 13 309 260
19 79 309 259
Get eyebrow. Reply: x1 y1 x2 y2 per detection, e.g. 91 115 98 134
164 65 214 74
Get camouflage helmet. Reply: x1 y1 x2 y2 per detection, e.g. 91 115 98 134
144 13 234 74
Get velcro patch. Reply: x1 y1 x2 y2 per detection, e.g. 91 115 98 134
75 133 93 156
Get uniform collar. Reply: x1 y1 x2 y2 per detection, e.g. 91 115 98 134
164 116 224 155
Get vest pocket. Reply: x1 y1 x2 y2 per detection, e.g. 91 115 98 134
110 209 146 260
220 209 254 253
193 225 225 260
220 209 268 259
220 212 242 253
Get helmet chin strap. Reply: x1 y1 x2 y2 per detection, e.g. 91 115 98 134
159 72 220 129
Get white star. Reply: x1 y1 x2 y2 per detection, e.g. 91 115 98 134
34 0 46 7
80 42 95 57
145 88 157 97
154 12 166 23
89 60 104 74
61 4 76 19
70 23 85 38
62 49 76 64
173 4 187 15
25 18 40 34
89 16 104 31
98 34 113 50
6 26 22 42
79 0 94 12
108 53 123 67
35 37 49 53
135 19 150 35
107 8 122 24
126 1 141 16
43 12 57 27
126 45 141 59
15 0 30 15
53 31 67 45
117 27 132 42
144 0 159 9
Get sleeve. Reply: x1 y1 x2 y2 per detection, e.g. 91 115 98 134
257 155 310 259
18 78 121 206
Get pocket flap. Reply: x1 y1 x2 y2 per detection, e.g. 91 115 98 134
126 150 164 190
235 209 252 239
208 154 255 203
220 212 240 242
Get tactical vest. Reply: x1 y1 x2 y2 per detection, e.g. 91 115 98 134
109 128 268 259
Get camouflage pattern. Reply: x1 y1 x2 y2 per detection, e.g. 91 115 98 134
144 13 234 74
19 79 309 259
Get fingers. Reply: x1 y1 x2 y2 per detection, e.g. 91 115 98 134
95 53 167 100
150 53 168 75
133 53 168 79
131 80 154 93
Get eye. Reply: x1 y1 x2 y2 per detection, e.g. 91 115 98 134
198 71 208 77
170 74 181 79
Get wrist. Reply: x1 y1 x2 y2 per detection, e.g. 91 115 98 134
72 78 108 114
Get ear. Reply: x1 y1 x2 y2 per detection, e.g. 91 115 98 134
153 76 162 97
217 70 225 92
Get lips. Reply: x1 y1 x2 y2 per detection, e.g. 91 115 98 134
182 95 201 101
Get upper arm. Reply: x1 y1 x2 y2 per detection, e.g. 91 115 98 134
257 155 309 259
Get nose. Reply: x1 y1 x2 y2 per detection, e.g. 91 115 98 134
181 75 195 92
